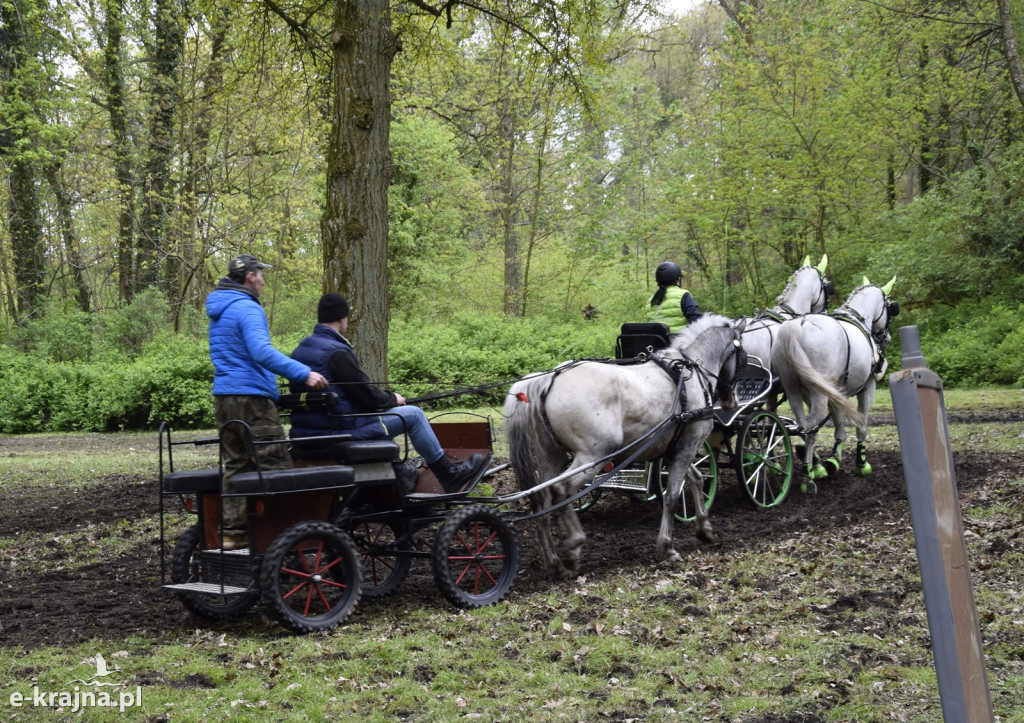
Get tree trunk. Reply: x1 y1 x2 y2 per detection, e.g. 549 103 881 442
102 0 137 303
997 0 1024 115
499 99 524 317
2 0 45 322
322 0 397 383
45 163 91 312
137 0 185 293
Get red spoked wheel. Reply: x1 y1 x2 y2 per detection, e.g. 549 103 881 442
431 504 519 609
337 513 412 598
259 521 362 633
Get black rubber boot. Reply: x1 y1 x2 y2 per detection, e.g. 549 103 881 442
428 453 487 494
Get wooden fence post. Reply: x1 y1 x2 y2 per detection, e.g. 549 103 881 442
888 325 993 722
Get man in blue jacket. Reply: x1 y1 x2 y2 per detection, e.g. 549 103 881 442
206 254 328 549
290 292 487 493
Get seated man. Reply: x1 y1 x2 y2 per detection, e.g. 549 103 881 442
289 293 487 494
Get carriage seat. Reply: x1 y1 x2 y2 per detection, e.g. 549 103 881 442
615 322 671 360
226 465 356 496
162 468 221 494
290 438 401 464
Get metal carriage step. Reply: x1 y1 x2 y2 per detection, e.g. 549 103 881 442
163 582 253 595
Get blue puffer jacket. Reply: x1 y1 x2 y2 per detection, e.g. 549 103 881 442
206 280 311 399
289 325 385 440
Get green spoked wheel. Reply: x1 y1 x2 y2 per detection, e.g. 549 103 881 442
652 440 718 522
735 410 793 509
259 521 362 634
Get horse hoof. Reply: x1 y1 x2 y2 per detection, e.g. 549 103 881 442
823 458 840 478
856 463 872 476
696 529 716 544
800 480 818 495
808 465 828 480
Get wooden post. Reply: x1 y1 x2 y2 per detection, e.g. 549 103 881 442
889 325 993 722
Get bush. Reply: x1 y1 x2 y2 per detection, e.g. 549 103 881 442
925 304 1024 387
389 312 620 407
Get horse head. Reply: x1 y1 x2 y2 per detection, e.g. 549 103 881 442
779 255 835 315
715 319 748 413
860 276 899 338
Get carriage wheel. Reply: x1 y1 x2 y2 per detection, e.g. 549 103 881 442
170 525 259 620
572 487 603 513
259 521 362 634
735 410 793 509
432 504 519 609
336 513 412 599
652 441 719 522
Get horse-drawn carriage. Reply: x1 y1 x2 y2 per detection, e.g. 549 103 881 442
158 262 898 632
158 402 519 634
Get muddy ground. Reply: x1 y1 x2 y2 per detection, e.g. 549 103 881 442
0 425 1022 651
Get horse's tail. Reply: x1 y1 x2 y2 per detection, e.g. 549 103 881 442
503 375 562 510
776 323 864 426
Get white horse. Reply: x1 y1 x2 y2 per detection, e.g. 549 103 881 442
504 315 747 578
740 254 835 383
771 278 898 487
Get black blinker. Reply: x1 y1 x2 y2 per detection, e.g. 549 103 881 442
887 301 900 319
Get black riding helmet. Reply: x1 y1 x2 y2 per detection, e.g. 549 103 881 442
655 261 682 286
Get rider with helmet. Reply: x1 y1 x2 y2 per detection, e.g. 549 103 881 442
647 261 702 333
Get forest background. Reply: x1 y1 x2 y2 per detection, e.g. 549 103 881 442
2 0 1024 433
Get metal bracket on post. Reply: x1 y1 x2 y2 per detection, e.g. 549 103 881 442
889 325 993 722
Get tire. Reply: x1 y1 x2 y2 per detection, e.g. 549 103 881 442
259 521 362 634
735 410 793 509
431 504 519 609
170 525 259 620
653 441 719 522
337 514 412 599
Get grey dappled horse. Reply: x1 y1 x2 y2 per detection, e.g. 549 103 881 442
771 278 898 486
504 315 747 579
740 255 835 385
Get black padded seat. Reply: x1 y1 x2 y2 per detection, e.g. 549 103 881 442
290 438 400 464
615 322 671 360
163 469 221 494
336 440 400 463
226 465 356 495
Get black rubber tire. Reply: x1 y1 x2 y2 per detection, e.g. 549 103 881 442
170 525 259 620
735 410 793 509
337 513 412 598
259 521 362 634
653 441 719 522
431 504 519 609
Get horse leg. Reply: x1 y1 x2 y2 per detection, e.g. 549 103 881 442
530 486 571 579
657 441 709 562
854 383 876 476
823 403 847 478
685 464 715 543
802 392 832 489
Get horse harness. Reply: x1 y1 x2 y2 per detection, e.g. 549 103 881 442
826 304 892 396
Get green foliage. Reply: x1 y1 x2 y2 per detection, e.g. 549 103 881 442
0 334 214 433
98 287 173 357
924 304 1024 388
389 312 620 407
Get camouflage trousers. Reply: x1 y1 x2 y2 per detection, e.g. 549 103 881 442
215 395 293 529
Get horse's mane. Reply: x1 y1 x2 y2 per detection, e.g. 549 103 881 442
670 313 733 350
775 266 814 305
835 284 873 314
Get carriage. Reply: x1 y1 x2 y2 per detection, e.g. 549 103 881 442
572 321 797 519
158 398 520 634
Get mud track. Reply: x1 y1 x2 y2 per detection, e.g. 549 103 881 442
1 418 1021 650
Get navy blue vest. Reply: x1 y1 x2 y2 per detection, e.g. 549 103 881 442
289 325 385 441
